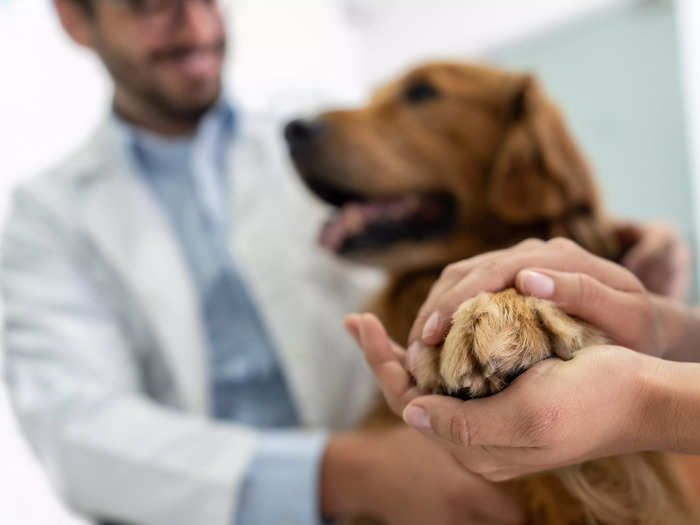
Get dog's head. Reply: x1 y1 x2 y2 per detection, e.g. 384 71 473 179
285 62 607 271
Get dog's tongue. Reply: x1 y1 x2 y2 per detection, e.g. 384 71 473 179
319 196 422 251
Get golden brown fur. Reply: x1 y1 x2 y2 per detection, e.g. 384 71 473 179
287 62 698 524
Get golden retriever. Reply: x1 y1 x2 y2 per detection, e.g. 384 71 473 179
285 61 698 524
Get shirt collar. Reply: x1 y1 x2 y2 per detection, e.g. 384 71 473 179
111 99 237 174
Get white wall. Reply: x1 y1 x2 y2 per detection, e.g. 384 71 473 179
227 0 364 111
0 1 109 221
344 0 633 86
677 0 700 285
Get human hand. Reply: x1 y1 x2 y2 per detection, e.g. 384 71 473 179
616 220 691 301
322 426 524 524
345 314 665 481
406 237 689 359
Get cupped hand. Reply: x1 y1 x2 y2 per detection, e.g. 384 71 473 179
406 237 681 359
345 313 662 481
360 426 524 524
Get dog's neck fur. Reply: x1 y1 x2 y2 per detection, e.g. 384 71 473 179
472 205 620 260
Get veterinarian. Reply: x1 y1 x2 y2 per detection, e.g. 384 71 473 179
347 234 700 483
0 1 530 524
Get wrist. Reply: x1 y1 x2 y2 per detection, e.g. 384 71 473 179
638 356 700 454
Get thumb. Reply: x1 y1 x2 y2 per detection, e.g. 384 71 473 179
403 395 513 447
516 268 636 343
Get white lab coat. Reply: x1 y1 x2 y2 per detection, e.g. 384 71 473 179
0 109 382 525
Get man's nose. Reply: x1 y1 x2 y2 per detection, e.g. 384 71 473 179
283 119 327 145
176 0 223 42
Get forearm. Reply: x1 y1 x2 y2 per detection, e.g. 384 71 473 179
320 432 380 521
642 357 700 454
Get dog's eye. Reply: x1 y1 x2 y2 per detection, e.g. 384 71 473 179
404 81 440 104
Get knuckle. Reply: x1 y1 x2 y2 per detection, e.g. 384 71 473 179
447 411 472 446
441 262 463 280
516 238 545 250
629 293 657 350
573 272 599 306
474 260 506 286
549 237 578 252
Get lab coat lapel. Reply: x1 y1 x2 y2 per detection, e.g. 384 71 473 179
79 121 211 414
224 114 381 429
225 116 325 426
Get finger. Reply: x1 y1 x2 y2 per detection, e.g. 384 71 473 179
344 314 362 344
402 394 521 448
651 243 691 300
516 268 649 350
667 241 692 300
407 240 546 344
613 221 644 252
621 223 675 276
418 244 643 346
355 313 422 414
420 266 517 345
347 314 407 365
622 224 691 299
407 259 485 345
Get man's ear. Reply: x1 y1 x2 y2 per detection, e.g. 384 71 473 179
488 75 596 224
54 0 96 49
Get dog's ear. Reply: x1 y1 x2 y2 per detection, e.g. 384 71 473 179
488 76 596 223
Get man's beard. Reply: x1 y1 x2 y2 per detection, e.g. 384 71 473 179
131 80 220 124
98 37 226 125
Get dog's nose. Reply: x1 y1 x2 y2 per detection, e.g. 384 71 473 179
284 118 326 144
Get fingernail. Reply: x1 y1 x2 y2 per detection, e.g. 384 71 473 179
403 405 432 431
422 311 440 340
521 271 555 298
406 341 422 372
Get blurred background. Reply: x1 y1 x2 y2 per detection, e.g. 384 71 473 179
0 0 699 522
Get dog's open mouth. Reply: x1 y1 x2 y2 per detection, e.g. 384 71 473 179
306 179 457 254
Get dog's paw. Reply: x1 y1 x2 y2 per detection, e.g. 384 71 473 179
412 288 606 398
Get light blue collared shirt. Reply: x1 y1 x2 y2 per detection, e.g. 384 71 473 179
114 102 329 525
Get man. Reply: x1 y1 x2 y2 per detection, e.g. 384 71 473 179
0 1 525 524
